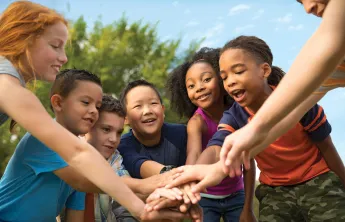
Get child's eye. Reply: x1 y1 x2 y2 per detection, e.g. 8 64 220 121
82 101 89 105
134 105 141 109
235 70 245 74
102 128 110 133
187 84 194 89
204 77 212 83
221 76 227 81
51 44 59 49
151 102 158 105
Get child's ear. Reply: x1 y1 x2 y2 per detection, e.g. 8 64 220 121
262 63 272 78
162 105 165 118
50 94 63 112
124 116 129 125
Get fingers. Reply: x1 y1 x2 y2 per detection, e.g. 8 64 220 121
141 208 190 221
243 151 251 171
179 203 190 213
189 204 203 222
181 183 199 204
191 177 210 194
150 198 180 211
165 171 198 189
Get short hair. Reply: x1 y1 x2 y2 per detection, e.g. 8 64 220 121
119 79 163 112
99 94 125 118
50 69 102 111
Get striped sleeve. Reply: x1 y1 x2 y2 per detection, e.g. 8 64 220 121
299 104 332 141
207 109 240 147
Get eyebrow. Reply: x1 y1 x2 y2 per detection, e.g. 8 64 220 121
185 71 213 83
220 63 245 73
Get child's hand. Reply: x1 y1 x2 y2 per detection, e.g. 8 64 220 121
239 208 257 222
179 182 201 205
145 197 181 212
146 187 183 203
166 163 226 194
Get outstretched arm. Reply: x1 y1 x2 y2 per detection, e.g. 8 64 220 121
249 0 345 134
0 75 144 219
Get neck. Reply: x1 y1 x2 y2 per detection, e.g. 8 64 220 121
133 130 161 147
55 114 79 136
247 84 273 113
202 101 225 123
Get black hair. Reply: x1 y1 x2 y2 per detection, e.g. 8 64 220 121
49 68 102 111
167 47 234 119
99 94 125 118
221 36 285 86
119 79 163 113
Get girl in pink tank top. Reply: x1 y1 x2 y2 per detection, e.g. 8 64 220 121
168 47 255 222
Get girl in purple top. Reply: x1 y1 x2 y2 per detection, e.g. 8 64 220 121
167 47 256 222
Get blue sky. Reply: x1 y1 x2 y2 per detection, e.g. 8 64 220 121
1 0 344 176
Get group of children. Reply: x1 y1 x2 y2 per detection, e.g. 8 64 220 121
1 0 345 221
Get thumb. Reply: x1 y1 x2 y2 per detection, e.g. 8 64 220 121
191 177 210 194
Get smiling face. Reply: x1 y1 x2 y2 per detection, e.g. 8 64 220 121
124 86 165 139
86 111 124 160
219 48 272 112
185 62 222 110
297 0 329 17
52 80 103 135
28 21 68 82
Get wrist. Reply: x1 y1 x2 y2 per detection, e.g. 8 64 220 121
130 200 146 220
160 165 176 174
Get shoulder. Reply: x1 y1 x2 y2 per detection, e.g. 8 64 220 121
0 57 25 86
163 122 187 135
187 114 206 133
118 131 139 152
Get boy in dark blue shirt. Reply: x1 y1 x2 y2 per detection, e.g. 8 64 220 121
118 80 187 179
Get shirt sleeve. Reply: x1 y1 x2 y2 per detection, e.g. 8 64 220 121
118 138 150 179
65 190 86 210
22 134 68 175
207 110 240 147
111 151 130 177
299 103 332 142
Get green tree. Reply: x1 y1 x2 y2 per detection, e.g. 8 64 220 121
0 15 201 175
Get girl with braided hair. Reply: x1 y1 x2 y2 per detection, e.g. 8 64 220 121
167 35 345 221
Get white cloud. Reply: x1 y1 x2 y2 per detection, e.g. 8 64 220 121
172 1 179 7
217 16 224 21
200 39 220 48
274 13 292 23
234 24 255 34
228 4 251 16
288 24 304 31
185 20 199 27
252 9 264 20
184 9 191 14
205 23 224 38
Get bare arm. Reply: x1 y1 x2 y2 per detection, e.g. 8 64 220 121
0 75 145 217
315 136 345 185
186 116 204 165
250 0 345 132
242 159 256 212
65 209 84 222
196 145 220 165
140 160 164 178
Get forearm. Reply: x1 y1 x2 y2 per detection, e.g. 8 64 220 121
121 176 145 194
196 145 220 164
140 161 164 178
317 138 345 184
243 159 256 210
250 94 323 158
186 151 201 165
250 0 345 132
